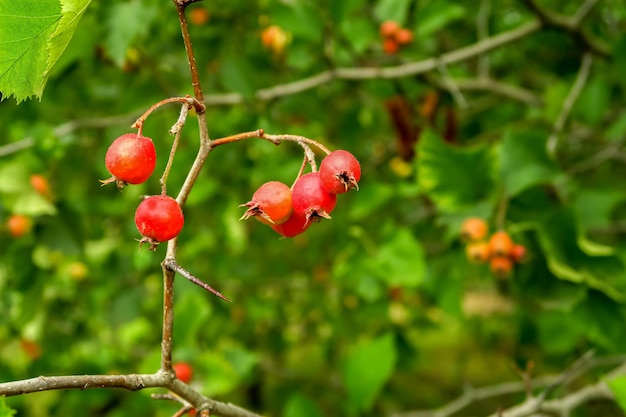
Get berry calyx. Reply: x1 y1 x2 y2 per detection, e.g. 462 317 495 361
488 231 514 257
270 212 311 238
319 150 361 194
173 362 194 384
135 195 184 250
102 133 156 189
240 181 292 225
490 255 513 278
465 241 491 263
461 217 488 242
292 172 337 223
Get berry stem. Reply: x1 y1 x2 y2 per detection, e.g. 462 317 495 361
210 129 267 148
132 96 201 134
262 133 332 155
495 190 509 231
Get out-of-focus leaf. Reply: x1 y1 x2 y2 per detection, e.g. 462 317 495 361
105 0 157 67
374 0 412 24
499 129 562 197
418 130 497 213
536 208 626 302
283 393 323 417
368 229 425 288
608 374 626 413
573 75 610 126
0 396 17 417
414 1 465 38
342 333 396 413
573 189 625 230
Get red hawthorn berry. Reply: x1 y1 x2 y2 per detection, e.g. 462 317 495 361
490 255 513 278
240 181 292 225
465 241 491 263
135 195 184 250
382 38 400 54
292 172 337 223
319 150 361 194
460 217 488 242
30 174 51 198
102 133 156 189
488 231 514 257
380 20 400 38
511 244 527 263
270 211 311 238
173 362 194 384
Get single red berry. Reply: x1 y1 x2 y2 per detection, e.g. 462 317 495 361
270 212 311 238
7 214 32 238
460 217 489 242
511 244 527 263
489 231 514 257
134 195 184 250
292 172 337 223
102 133 156 189
173 362 194 384
382 38 400 54
380 20 400 38
490 255 513 278
319 150 361 194
240 181 292 225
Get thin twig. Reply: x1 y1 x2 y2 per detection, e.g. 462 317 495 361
164 258 231 302
161 103 190 195
547 52 594 155
477 0 491 78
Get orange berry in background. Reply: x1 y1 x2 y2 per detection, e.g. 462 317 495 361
490 255 513 278
465 241 491 263
460 217 488 242
30 174 50 197
188 7 210 26
383 38 400 54
511 244 527 263
380 20 400 38
261 25 288 55
394 28 413 45
488 231 514 256
7 214 32 238
173 362 194 384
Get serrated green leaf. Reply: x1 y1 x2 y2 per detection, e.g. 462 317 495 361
499 129 562 196
607 374 626 413
0 0 90 102
342 333 396 413
0 397 16 417
417 130 497 213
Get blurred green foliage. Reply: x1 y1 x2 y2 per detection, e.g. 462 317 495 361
1 0 626 416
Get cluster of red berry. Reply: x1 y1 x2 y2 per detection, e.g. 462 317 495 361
102 133 184 250
461 217 526 278
240 150 361 238
379 20 413 54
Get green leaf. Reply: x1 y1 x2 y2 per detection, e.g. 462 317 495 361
368 229 425 288
0 397 16 417
573 188 625 230
104 0 157 67
417 130 497 213
607 374 626 413
374 0 412 24
342 333 397 413
536 208 626 302
573 75 610 126
499 129 562 197
414 1 465 38
283 393 323 417
0 0 90 102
